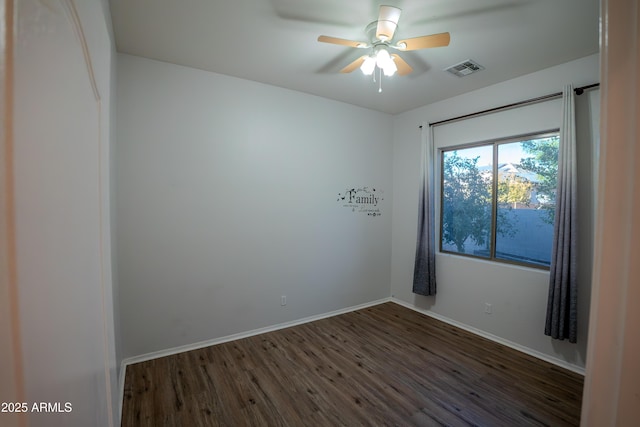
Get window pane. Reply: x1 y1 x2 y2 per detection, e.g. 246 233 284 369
441 146 493 257
495 137 559 266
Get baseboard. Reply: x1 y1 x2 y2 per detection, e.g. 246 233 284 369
390 297 586 376
117 294 583 425
118 297 392 414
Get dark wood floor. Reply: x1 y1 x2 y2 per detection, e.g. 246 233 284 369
121 302 583 426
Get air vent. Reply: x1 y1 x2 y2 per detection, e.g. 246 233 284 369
445 59 484 77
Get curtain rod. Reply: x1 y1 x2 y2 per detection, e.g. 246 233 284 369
419 82 599 128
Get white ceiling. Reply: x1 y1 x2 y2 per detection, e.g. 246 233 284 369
109 0 599 115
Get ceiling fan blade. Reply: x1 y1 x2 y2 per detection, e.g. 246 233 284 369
340 56 368 73
318 35 368 48
396 32 451 51
376 5 402 41
391 54 413 76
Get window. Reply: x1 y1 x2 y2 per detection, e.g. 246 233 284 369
440 132 559 268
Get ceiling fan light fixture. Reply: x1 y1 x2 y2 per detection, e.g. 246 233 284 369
383 58 397 76
374 48 396 76
375 48 392 68
360 56 376 75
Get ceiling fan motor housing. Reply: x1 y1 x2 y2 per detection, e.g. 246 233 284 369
365 21 394 45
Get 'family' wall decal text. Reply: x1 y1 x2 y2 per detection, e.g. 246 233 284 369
337 187 384 217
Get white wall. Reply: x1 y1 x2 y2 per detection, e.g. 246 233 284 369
11 0 117 425
391 54 599 370
116 54 393 359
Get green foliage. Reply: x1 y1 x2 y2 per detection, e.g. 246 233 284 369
520 136 559 223
441 136 559 255
498 174 533 208
441 151 492 253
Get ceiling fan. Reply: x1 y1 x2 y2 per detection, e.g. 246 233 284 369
318 5 450 87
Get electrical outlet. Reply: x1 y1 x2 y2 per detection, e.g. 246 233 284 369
484 303 492 314
281 295 287 306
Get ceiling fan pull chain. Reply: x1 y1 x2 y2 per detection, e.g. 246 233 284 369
379 67 383 93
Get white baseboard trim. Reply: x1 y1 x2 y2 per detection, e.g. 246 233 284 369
117 297 390 424
118 297 392 399
117 294 584 425
390 297 586 376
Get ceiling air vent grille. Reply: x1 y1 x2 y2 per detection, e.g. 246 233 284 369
445 59 484 77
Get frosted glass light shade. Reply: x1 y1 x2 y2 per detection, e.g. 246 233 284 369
360 56 376 75
376 48 392 68
383 59 397 76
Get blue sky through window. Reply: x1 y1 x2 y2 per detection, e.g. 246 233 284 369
454 143 531 168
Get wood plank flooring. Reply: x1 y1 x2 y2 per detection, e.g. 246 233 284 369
121 302 583 426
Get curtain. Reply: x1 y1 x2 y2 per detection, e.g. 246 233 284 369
413 125 437 296
545 85 578 342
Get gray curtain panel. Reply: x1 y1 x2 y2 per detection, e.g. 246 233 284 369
545 84 578 343
413 125 437 296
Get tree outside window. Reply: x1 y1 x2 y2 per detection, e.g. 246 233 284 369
440 133 559 268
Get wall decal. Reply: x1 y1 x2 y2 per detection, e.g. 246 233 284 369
337 187 384 216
